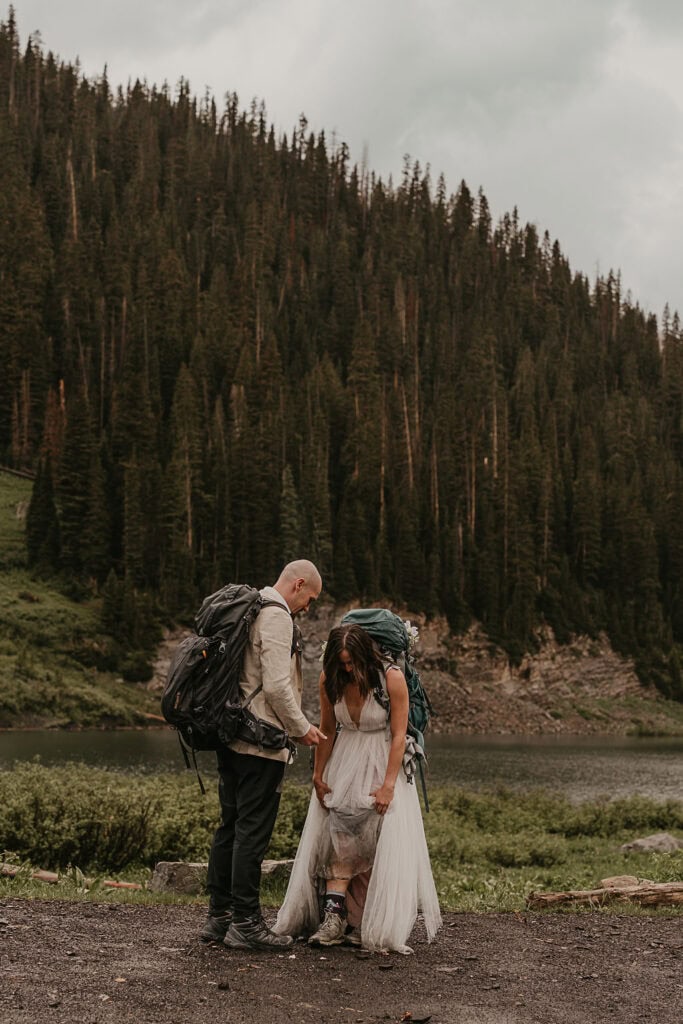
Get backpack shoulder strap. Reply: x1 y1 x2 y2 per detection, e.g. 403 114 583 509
259 599 291 612
257 598 300 655
241 598 298 709
371 665 392 713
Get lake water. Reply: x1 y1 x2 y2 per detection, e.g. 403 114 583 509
1 730 682 802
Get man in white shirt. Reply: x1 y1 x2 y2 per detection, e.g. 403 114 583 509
201 560 325 950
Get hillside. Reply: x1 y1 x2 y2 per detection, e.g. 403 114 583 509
1 13 683 699
2 468 681 734
0 471 159 727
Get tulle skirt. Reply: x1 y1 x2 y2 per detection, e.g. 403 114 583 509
274 725 442 954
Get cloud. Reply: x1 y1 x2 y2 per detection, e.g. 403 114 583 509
10 0 683 315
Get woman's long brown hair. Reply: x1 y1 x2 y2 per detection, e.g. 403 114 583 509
322 624 386 704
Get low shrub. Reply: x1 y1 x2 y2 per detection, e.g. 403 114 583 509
1 764 681 914
485 832 568 869
559 795 683 838
0 763 316 872
120 651 154 682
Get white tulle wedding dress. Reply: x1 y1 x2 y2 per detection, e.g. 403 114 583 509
274 685 442 953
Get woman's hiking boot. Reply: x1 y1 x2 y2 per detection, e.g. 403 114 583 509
308 910 347 946
343 926 362 947
223 914 294 950
200 911 233 943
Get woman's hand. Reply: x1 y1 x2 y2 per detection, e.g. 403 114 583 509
313 777 332 809
370 782 395 815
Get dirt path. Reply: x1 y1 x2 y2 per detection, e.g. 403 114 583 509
1 899 681 1024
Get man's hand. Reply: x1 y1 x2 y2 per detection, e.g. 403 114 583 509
295 724 327 747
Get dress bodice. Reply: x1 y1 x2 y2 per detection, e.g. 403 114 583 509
335 691 388 732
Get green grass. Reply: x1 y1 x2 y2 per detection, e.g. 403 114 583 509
0 865 193 907
1 764 681 913
617 694 683 735
425 787 683 912
0 472 33 566
0 471 159 726
0 567 160 726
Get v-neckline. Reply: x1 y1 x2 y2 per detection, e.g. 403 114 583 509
343 692 367 729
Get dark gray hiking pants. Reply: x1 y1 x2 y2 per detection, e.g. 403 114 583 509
206 747 285 921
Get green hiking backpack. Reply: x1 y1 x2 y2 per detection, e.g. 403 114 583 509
340 607 435 807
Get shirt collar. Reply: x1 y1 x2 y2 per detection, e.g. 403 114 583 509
260 585 291 613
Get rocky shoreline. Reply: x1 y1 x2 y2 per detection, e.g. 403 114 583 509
148 603 683 738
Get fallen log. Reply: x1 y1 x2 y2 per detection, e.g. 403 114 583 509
141 712 167 723
1 862 142 891
527 880 683 909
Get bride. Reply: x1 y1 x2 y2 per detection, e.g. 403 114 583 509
274 623 441 953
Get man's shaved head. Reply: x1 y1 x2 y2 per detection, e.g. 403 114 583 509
278 560 322 591
274 560 323 614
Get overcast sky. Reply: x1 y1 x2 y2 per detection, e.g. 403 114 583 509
11 0 683 319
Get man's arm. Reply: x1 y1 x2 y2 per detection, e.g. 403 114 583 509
257 607 323 745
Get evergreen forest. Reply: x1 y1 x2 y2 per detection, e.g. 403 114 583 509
2 11 683 698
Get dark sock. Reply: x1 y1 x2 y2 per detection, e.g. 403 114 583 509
324 891 347 917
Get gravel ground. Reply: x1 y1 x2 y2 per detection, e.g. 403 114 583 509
1 899 681 1024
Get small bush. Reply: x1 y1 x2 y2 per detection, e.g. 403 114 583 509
485 832 568 868
0 763 218 871
1 766 682 915
560 795 683 838
0 764 317 873
121 651 153 682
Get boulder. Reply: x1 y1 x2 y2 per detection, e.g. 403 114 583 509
261 858 295 881
600 875 639 888
149 861 207 895
149 858 294 895
620 832 683 854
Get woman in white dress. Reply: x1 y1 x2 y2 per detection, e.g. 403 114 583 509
274 624 441 954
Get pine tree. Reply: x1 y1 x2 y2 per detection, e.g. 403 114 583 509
279 464 303 565
57 384 94 575
3 15 683 699
82 446 111 582
25 455 60 569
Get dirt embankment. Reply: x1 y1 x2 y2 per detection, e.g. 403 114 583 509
149 604 683 737
413 624 680 737
1 899 681 1024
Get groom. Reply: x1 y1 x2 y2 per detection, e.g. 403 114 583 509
200 560 325 951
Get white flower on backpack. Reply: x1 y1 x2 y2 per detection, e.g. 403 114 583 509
403 620 419 651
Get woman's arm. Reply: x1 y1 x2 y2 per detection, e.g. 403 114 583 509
371 667 409 815
312 672 337 808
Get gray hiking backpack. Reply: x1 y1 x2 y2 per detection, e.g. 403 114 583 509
161 584 296 788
